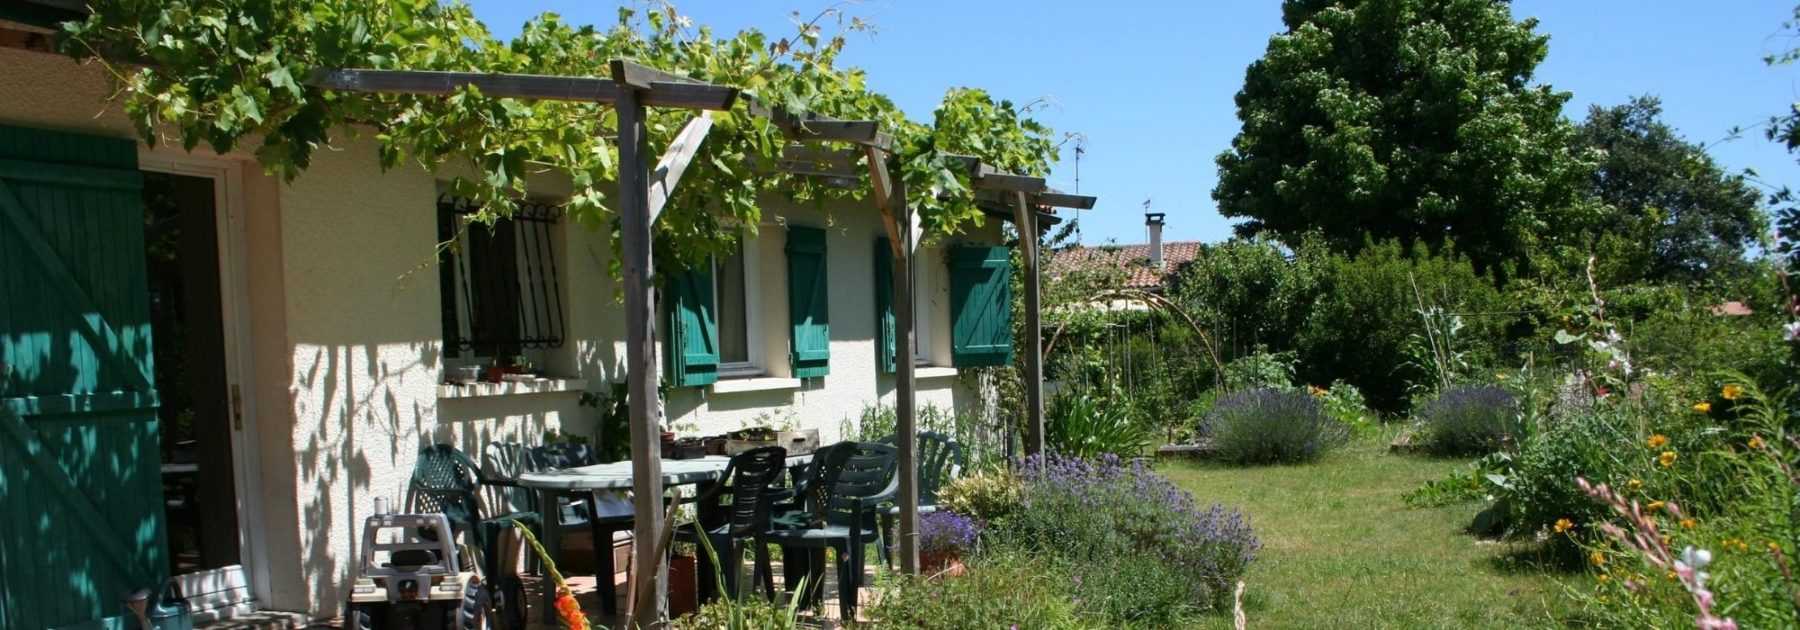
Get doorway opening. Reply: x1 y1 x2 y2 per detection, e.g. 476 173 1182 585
142 170 240 574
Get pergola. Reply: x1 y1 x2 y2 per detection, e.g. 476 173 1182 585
309 61 1095 626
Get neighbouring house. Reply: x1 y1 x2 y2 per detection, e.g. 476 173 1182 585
1048 212 1200 308
0 20 1030 627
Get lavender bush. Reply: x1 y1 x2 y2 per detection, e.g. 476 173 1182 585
1202 387 1349 464
918 511 981 556
998 454 1260 618
1418 384 1521 455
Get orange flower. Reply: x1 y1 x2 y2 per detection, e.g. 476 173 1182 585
1749 435 1766 450
1308 385 1327 397
1680 518 1697 530
1554 518 1574 534
555 589 590 630
1647 434 1670 449
1658 451 1677 468
1723 384 1744 400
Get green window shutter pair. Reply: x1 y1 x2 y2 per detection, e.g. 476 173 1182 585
665 265 719 387
873 237 898 374
949 245 1014 367
665 227 833 386
785 226 831 378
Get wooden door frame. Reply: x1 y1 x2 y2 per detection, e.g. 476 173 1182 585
135 149 271 606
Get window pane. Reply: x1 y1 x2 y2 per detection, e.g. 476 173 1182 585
717 241 749 363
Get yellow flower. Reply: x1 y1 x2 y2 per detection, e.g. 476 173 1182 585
1496 372 1509 381
1771 542 1783 554
1627 478 1642 490
1590 551 1607 567
1749 435 1766 450
1647 500 1666 512
1554 518 1574 534
1647 434 1670 449
1658 451 1677 468
1667 570 1680 581
1693 401 1712 414
1723 384 1744 400
1596 572 1611 583
1680 518 1697 529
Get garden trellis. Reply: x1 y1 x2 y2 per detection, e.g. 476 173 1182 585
308 60 1094 624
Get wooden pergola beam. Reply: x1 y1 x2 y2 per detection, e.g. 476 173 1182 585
1036 191 1096 210
646 112 714 222
748 98 890 149
306 66 739 110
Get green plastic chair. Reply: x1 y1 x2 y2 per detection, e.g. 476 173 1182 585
758 441 897 619
876 432 965 565
408 443 535 628
673 446 788 603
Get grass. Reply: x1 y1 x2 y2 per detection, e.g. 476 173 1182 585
1161 431 1577 629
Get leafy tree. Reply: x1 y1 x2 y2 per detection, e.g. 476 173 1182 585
1172 237 1323 359
1214 0 1595 279
1766 5 1800 273
1573 96 1767 284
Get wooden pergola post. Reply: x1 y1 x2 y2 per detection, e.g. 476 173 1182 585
1010 191 1045 456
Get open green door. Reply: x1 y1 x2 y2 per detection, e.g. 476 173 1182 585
0 124 167 629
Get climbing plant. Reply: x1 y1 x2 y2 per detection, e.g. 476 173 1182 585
61 1 1059 270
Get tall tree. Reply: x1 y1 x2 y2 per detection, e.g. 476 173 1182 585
1214 0 1594 278
1574 96 1767 284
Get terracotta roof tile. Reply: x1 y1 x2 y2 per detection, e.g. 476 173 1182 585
1047 241 1202 289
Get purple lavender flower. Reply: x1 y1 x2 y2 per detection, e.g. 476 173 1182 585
919 511 982 556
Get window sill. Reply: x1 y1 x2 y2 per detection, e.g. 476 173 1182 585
710 376 803 394
438 377 588 400
915 366 959 380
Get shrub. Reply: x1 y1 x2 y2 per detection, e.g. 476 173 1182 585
866 552 1096 629
938 469 1023 524
918 511 981 557
1296 240 1510 411
998 454 1259 618
1202 388 1349 465
1045 386 1153 459
1221 349 1297 390
1417 385 1521 455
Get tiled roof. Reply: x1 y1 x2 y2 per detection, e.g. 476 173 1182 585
1047 241 1203 289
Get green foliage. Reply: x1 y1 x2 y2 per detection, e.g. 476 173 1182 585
1045 386 1153 459
1221 349 1297 391
937 468 1023 525
1173 237 1323 358
1317 380 1378 437
866 552 1096 630
1572 96 1768 285
1202 388 1349 465
1297 240 1510 411
1215 0 1595 277
578 384 630 462
674 527 807 630
62 1 1059 272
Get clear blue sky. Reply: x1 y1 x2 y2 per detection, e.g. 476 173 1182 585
465 0 1800 246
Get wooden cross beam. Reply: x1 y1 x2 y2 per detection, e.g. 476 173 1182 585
646 112 714 222
306 64 738 110
747 97 890 148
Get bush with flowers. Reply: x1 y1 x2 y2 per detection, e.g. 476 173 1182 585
990 453 1260 622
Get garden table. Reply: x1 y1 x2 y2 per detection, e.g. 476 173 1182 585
516 453 814 622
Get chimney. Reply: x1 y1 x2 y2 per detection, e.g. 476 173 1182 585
1146 212 1166 269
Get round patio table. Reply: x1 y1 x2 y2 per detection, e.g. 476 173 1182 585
515 453 813 622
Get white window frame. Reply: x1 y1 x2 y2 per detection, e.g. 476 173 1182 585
713 235 765 378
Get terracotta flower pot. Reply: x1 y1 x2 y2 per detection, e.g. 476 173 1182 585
669 553 698 617
920 550 966 578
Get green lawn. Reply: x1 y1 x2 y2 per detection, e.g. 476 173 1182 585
1161 434 1577 629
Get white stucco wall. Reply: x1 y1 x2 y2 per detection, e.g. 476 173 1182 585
0 43 1003 619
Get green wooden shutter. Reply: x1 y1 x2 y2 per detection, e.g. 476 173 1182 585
949 245 1014 367
785 226 830 378
0 124 168 630
873 237 897 374
664 265 719 387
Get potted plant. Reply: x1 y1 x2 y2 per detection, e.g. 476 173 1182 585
917 511 981 577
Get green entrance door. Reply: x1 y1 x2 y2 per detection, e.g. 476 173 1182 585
0 124 167 629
